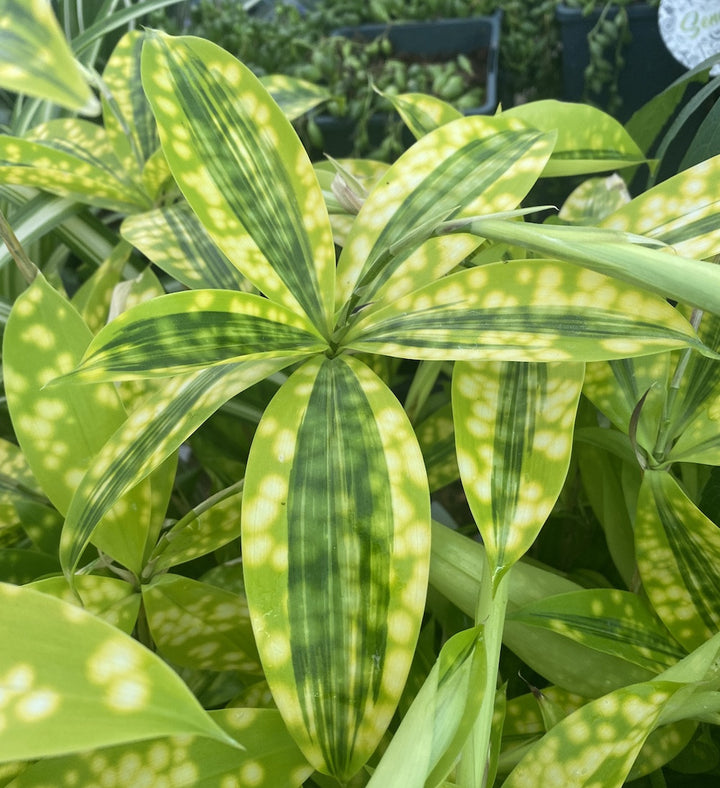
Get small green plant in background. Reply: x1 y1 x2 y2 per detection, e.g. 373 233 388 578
2 3 720 787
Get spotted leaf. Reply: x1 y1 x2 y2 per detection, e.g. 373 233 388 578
335 114 555 315
342 260 701 362
260 73 330 120
382 91 462 140
7 707 312 788
142 574 261 674
635 470 720 651
242 354 431 780
0 0 98 113
0 582 236 763
60 358 293 577
141 32 335 335
602 154 720 260
453 359 584 575
121 202 249 292
503 100 647 176
64 289 327 383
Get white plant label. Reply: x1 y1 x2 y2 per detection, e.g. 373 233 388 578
659 0 720 76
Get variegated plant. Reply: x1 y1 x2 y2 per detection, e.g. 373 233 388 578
4 8 720 788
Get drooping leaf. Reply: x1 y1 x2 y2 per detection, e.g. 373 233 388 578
60 358 294 577
141 32 335 335
335 114 556 315
121 202 249 292
64 289 327 382
601 154 720 261
635 470 720 651
7 707 312 788
142 574 262 674
452 360 584 575
503 100 647 176
242 354 431 780
341 260 703 362
0 582 236 764
0 0 99 113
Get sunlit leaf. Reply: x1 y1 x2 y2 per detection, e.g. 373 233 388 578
141 32 335 334
503 100 647 176
71 241 131 334
142 574 262 674
453 360 583 575
558 174 631 225
342 260 702 362
415 402 458 491
335 114 555 314
66 289 327 382
242 355 431 780
0 582 236 763
60 358 294 577
382 90 462 139
8 707 312 788
602 154 720 260
635 470 720 651
0 0 99 113
121 202 249 292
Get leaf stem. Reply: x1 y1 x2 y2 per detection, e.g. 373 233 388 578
0 207 39 284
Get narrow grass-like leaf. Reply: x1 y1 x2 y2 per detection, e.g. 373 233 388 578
342 260 702 362
0 582 236 763
66 290 327 382
260 74 330 120
0 0 99 113
141 32 335 334
8 707 312 788
503 100 647 176
242 355 431 780
636 470 720 651
602 154 720 260
506 589 684 674
0 123 150 211
335 115 555 314
503 680 683 788
382 91 462 139
60 358 293 577
142 574 262 674
121 202 249 292
464 217 720 318
366 625 486 788
453 360 583 575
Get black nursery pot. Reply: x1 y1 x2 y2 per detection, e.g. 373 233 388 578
556 3 685 121
313 9 502 158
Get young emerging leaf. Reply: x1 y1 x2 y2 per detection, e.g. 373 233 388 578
242 355 431 780
141 32 335 335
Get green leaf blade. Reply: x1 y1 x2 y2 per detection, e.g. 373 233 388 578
242 355 431 780
141 32 335 334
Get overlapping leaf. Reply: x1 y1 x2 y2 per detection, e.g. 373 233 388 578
141 32 335 334
64 289 326 382
341 260 704 362
242 355 431 780
0 582 236 763
636 470 720 651
121 203 249 292
260 74 330 120
382 91 462 139
503 100 647 176
334 114 556 316
602 154 720 260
